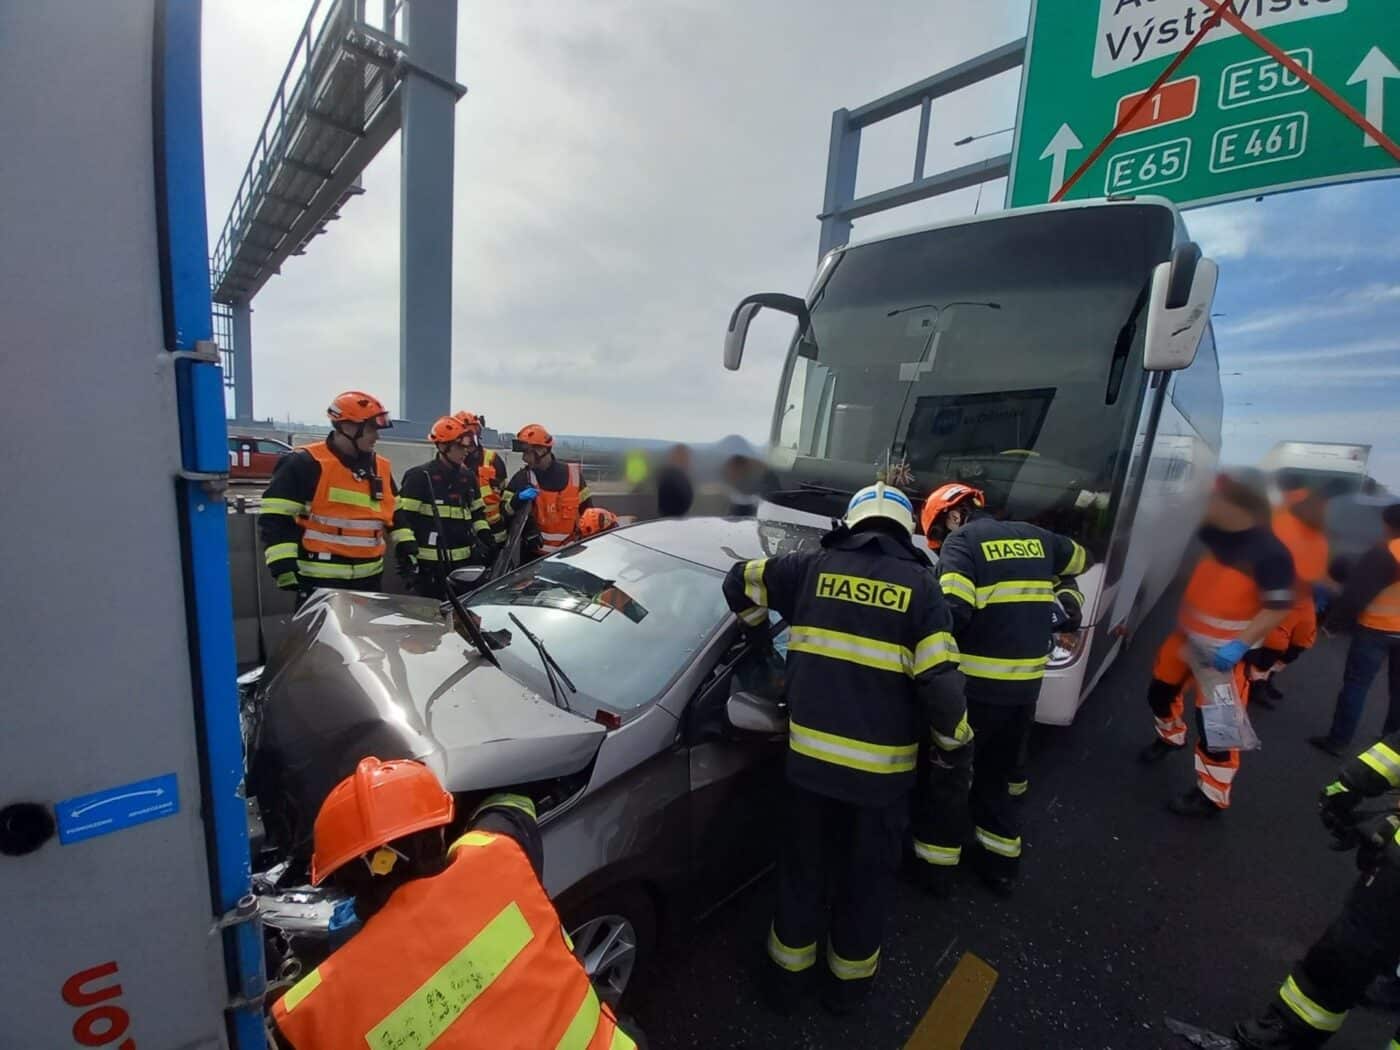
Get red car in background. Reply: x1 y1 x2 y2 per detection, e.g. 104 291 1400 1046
228 435 293 481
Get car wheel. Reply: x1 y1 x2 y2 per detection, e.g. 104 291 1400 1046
563 886 656 1007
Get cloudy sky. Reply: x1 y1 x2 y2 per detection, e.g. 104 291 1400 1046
201 0 1400 484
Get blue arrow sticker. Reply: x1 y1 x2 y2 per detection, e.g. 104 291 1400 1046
56 772 180 845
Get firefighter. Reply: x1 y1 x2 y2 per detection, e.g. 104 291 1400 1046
1249 479 1332 709
912 482 1090 897
722 482 969 1015
1235 733 1400 1049
1138 473 1294 817
1310 503 1400 756
506 424 594 559
260 391 413 599
455 411 510 547
394 416 497 600
576 507 620 539
269 757 643 1049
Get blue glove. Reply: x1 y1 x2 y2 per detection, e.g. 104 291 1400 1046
517 486 539 503
1313 583 1332 615
1212 639 1249 671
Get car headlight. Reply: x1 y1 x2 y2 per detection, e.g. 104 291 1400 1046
1047 629 1088 669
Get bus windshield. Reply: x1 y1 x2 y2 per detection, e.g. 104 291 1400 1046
772 204 1177 555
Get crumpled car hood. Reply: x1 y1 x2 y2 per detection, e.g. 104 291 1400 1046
250 590 604 853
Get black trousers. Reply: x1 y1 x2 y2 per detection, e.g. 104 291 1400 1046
768 784 906 988
1271 859 1400 1045
913 700 1035 880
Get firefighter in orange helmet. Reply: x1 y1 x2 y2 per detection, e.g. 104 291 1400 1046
269 757 643 1049
455 411 511 547
506 424 594 559
1138 472 1295 817
576 507 620 540
259 391 413 600
394 416 497 599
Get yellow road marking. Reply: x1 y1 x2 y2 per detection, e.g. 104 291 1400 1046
903 951 998 1050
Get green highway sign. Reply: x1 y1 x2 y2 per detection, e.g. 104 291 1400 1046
1007 0 1400 210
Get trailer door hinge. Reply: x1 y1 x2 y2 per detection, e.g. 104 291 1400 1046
213 893 261 932
178 469 229 498
168 339 222 365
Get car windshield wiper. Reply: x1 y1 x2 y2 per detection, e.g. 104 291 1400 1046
508 613 577 712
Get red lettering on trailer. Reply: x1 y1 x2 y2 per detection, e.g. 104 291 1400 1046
60 961 136 1049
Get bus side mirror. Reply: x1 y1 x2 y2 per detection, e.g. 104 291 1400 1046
724 293 811 371
1143 241 1219 372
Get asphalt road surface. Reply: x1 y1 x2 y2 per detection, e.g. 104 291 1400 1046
631 585 1399 1049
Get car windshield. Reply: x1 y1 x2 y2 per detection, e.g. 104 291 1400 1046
465 534 730 713
772 204 1177 555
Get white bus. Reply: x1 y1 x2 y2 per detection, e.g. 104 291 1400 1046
722 197 1224 724
1261 441 1371 499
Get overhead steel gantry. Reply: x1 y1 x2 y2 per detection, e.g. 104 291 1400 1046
210 0 463 428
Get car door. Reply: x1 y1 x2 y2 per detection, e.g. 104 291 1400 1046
253 438 290 477
684 623 787 911
228 437 254 478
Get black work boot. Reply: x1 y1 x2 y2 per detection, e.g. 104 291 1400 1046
1235 1005 1326 1049
821 975 872 1017
916 862 956 900
1309 735 1347 758
1251 679 1278 710
977 869 1016 898
1168 789 1223 819
1139 738 1184 764
1362 971 1400 1010
760 964 807 1016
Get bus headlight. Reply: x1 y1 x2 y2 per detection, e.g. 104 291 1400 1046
1048 630 1088 669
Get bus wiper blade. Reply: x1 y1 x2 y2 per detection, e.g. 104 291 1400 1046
797 481 852 495
508 613 577 712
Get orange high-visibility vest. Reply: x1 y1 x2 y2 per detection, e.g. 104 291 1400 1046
295 443 395 560
271 830 634 1050
1272 508 1329 587
1359 539 1400 633
478 454 504 527
1179 554 1263 646
531 463 583 553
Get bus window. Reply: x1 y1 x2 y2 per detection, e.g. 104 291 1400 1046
1168 325 1223 450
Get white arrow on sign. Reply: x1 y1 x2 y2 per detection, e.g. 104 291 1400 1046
1040 123 1083 199
1348 46 1400 148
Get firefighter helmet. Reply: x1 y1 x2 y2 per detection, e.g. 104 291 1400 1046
516 424 554 448
328 391 391 428
429 416 468 445
919 482 986 541
844 482 916 534
577 507 619 538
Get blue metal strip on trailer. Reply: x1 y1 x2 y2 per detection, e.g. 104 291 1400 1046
154 2 265 1045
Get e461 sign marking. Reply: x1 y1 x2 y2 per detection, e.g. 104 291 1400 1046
1009 0 1400 209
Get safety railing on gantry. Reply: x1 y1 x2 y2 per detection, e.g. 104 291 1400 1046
209 0 408 305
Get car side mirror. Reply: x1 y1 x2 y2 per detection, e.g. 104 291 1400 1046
1143 241 1219 372
726 690 788 735
448 566 486 589
724 293 812 371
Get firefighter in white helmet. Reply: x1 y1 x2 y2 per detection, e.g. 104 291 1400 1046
722 482 969 1015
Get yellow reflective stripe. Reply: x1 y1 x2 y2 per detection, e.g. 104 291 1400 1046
958 652 1049 681
932 713 973 751
260 497 307 517
389 528 416 544
913 631 959 675
788 719 916 774
303 528 381 549
447 830 497 856
555 985 603 1050
327 485 382 511
264 542 299 564
827 944 879 981
744 559 769 608
1055 586 1085 605
577 486 593 503
297 558 384 579
279 967 322 1013
1279 976 1346 1033
940 572 977 606
397 497 429 515
767 926 817 972
913 840 961 866
975 826 1022 858
609 1028 638 1050
473 519 491 533
472 792 537 822
1007 780 1029 797
977 580 1055 607
1062 542 1088 576
365 901 534 1050
788 625 910 676
737 606 768 627
418 547 473 562
1359 742 1400 787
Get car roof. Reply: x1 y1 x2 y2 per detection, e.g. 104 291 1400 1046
615 515 825 570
